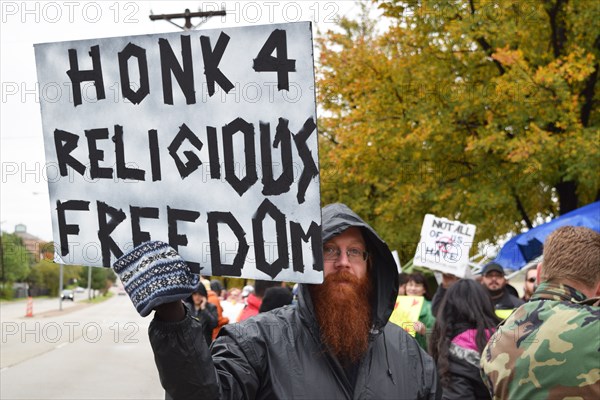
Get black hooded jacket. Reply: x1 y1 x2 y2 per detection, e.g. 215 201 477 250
149 203 440 399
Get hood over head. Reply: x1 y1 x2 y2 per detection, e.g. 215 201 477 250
301 203 399 330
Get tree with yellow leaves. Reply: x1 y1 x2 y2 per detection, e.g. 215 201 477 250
317 0 599 262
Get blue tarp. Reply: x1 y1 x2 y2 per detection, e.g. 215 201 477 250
494 201 600 271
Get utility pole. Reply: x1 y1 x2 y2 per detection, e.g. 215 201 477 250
149 8 226 31
0 228 4 295
87 265 92 299
58 263 63 310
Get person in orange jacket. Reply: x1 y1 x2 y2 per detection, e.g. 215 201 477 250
202 278 229 340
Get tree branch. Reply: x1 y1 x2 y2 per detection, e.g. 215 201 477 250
512 191 533 228
580 35 600 127
545 0 568 58
469 0 506 75
555 180 578 214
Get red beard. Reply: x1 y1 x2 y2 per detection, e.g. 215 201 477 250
310 271 373 364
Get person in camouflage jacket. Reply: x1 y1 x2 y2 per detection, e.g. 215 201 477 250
480 226 600 399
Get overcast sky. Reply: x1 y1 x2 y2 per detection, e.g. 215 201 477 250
1 0 365 242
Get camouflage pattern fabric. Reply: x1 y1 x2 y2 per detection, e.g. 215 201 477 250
480 282 600 399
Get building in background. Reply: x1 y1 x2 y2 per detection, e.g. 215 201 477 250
13 224 53 261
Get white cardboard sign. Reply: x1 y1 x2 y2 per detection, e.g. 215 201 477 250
34 22 322 283
413 214 476 278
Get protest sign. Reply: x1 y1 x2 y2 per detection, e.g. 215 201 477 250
392 250 401 274
413 214 476 278
495 309 513 320
388 296 424 336
34 22 322 283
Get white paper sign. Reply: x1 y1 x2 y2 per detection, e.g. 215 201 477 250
413 214 476 278
392 250 401 274
34 22 322 283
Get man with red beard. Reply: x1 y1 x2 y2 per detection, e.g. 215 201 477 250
115 203 440 399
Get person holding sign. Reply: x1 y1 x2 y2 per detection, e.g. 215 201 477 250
481 226 600 399
406 272 436 351
112 203 440 399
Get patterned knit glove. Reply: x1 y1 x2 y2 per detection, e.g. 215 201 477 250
112 241 199 317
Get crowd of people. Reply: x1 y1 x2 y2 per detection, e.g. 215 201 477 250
403 224 599 399
182 278 295 346
391 264 530 399
113 203 599 400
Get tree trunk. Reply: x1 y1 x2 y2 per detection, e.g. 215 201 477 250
555 181 578 214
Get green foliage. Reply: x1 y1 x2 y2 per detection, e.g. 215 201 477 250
28 260 82 297
317 0 600 263
85 291 114 304
0 233 32 297
78 267 116 294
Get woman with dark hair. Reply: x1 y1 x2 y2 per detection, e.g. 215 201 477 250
398 272 410 295
406 272 435 350
429 279 500 399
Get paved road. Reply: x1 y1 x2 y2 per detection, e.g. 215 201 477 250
1 293 164 399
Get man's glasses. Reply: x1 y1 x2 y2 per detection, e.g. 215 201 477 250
527 278 536 283
323 245 369 262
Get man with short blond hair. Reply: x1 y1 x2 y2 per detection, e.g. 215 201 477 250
541 225 600 287
481 226 600 399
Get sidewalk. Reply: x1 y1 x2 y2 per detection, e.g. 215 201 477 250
33 302 93 318
1 297 88 320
